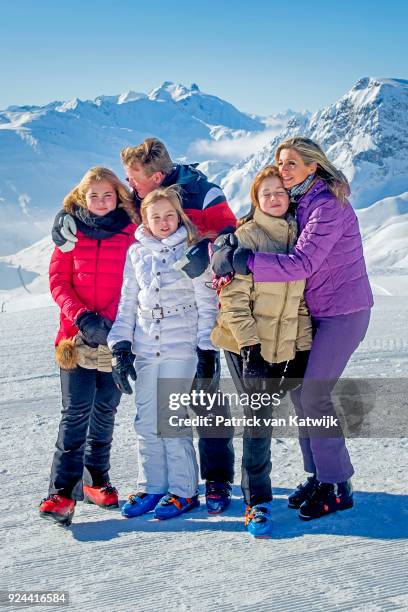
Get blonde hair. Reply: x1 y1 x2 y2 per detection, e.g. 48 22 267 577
141 186 198 244
238 165 284 227
63 166 140 224
275 137 350 203
121 138 174 176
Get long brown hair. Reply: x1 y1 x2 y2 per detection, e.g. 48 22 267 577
63 166 140 224
238 165 283 227
140 186 198 245
275 137 350 203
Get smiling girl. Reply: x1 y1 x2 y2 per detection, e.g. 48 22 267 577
107 186 218 520
212 138 373 522
211 165 312 537
39 167 138 526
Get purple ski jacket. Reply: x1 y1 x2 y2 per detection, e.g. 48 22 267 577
249 179 373 317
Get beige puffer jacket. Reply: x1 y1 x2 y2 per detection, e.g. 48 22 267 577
211 207 312 364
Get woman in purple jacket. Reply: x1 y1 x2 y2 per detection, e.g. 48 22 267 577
212 137 373 521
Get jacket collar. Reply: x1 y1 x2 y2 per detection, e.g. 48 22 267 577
253 207 298 251
253 207 290 234
297 179 328 208
135 224 188 251
162 163 205 194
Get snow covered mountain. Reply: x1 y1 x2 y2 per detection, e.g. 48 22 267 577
0 82 265 255
358 192 408 271
1 76 407 275
148 82 262 132
222 77 408 214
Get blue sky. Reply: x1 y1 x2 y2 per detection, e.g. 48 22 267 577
1 0 407 115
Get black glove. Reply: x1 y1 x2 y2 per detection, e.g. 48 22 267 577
193 347 220 394
281 350 311 391
211 233 238 276
196 347 219 379
240 344 266 392
111 341 137 394
232 246 253 275
173 238 211 279
52 210 78 252
76 311 112 347
111 341 136 394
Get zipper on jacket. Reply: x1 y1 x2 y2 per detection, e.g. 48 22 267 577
93 239 101 312
272 229 291 363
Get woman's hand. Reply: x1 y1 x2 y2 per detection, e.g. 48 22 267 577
210 233 238 276
232 246 254 275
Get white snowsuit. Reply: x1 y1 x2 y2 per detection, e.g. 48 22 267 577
108 225 218 497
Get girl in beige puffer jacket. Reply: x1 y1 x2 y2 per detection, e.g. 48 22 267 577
211 165 312 373
210 165 313 536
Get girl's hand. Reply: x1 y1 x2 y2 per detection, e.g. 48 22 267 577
240 344 266 392
111 341 137 395
192 347 220 394
75 311 112 346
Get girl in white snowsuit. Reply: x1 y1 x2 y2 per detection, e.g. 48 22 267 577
108 186 218 520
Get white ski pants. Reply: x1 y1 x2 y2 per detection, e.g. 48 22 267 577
133 355 198 498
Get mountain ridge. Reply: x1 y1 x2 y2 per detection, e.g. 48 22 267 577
221 77 408 212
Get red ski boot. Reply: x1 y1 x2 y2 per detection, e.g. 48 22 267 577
83 483 119 508
39 494 75 526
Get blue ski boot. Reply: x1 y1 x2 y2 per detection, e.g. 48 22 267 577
121 492 164 518
244 502 273 538
205 481 232 515
154 493 200 520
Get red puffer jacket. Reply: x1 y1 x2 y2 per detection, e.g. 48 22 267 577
49 224 136 345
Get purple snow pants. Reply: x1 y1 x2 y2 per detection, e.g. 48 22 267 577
291 309 371 483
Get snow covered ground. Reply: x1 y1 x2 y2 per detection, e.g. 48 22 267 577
0 290 407 611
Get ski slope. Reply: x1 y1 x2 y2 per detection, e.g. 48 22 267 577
0 297 407 611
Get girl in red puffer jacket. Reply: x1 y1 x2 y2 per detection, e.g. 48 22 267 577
39 167 139 526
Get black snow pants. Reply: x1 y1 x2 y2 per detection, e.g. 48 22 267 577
49 366 121 500
191 352 235 484
224 350 285 506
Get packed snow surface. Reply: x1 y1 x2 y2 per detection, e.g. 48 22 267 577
0 294 407 611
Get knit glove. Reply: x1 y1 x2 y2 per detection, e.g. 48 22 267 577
75 311 112 347
111 341 137 395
